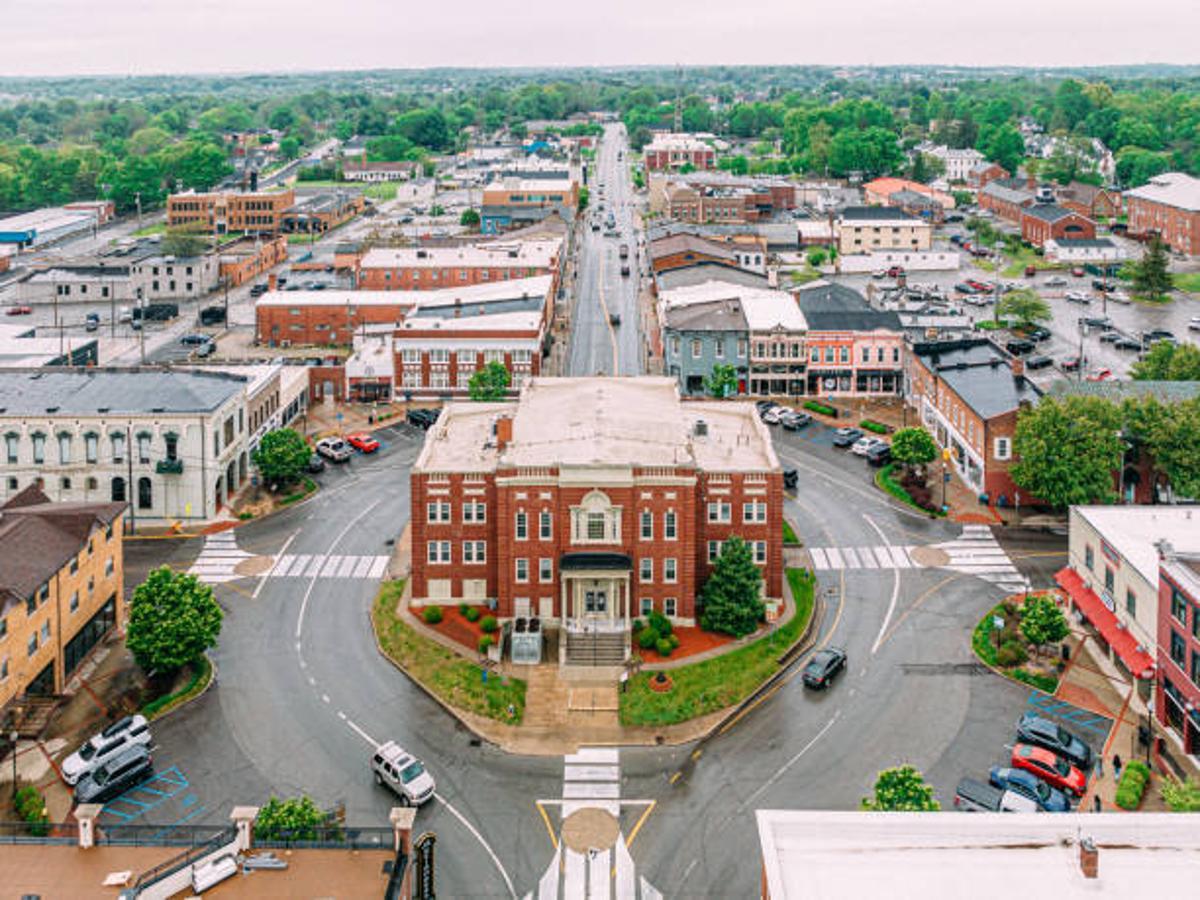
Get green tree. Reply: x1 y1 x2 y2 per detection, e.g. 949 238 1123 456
279 135 301 160
126 567 222 675
1161 776 1200 812
995 289 1051 329
981 123 1025 176
577 185 589 211
1020 594 1069 659
460 208 481 229
1011 397 1124 507
861 765 940 811
1140 398 1200 500
253 796 331 841
951 190 974 209
704 363 739 398
890 427 938 476
806 247 827 267
468 360 511 401
699 536 764 638
1132 341 1200 381
252 428 312 488
1131 235 1173 300
160 228 207 258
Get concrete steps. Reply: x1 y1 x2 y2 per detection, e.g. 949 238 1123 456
565 632 626 666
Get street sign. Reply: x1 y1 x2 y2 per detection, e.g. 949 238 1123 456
413 831 436 900
992 616 1005 631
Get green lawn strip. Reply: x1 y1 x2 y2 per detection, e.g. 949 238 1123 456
782 520 800 545
142 655 213 719
132 222 166 237
279 477 317 506
619 570 815 727
874 463 946 517
971 601 1059 695
1172 272 1200 293
372 580 525 724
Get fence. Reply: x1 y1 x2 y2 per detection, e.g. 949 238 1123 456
97 822 233 848
129 826 237 895
253 824 394 850
0 820 79 844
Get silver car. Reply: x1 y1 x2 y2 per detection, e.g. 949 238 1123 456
315 437 352 462
61 714 151 786
371 741 436 806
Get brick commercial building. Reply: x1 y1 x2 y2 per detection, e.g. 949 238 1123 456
409 377 783 665
966 162 1009 191
979 179 1035 224
907 338 1042 503
355 239 561 291
796 282 904 397
1157 541 1200 755
218 234 288 287
1056 181 1123 221
1020 203 1096 247
643 133 717 172
0 485 125 716
862 177 954 211
480 177 578 234
649 232 767 277
648 172 797 224
1125 172 1200 256
280 191 365 234
167 188 296 235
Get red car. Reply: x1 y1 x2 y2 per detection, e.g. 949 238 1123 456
1011 743 1087 796
5 305 32 316
345 432 380 453
1071 267 1085 277
1087 368 1113 382
966 280 991 292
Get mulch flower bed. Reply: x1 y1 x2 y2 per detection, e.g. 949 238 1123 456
414 604 492 651
641 625 737 663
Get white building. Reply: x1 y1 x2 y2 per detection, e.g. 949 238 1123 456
0 367 299 523
131 254 220 302
916 143 986 182
1042 237 1127 264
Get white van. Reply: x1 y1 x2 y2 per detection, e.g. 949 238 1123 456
371 741 435 806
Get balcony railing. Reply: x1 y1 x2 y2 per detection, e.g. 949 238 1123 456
156 458 184 475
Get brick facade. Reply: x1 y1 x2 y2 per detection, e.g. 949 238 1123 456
1020 208 1096 247
168 189 295 235
1127 196 1200 257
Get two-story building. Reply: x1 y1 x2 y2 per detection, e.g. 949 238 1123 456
662 297 750 396
1157 541 1200 756
837 207 932 256
643 134 717 172
1020 203 1096 247
978 179 1036 225
480 177 578 234
167 188 296 235
0 485 125 725
355 240 561 291
1125 172 1200 257
796 282 904 397
409 377 783 667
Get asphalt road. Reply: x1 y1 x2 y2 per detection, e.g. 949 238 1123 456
566 123 644 377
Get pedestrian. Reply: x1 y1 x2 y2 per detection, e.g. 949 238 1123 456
1112 754 1122 782
1093 795 1102 813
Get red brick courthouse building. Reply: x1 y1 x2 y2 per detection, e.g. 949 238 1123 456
409 377 784 665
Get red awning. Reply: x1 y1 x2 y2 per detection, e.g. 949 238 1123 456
1055 566 1156 679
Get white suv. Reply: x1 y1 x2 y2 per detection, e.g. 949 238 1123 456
61 714 152 786
315 437 352 462
371 741 436 806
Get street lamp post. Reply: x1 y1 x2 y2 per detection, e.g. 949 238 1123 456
10 726 18 799
941 446 952 512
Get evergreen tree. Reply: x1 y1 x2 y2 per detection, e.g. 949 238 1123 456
699 536 764 638
1132 235 1173 299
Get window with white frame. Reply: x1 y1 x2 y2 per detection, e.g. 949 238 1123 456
58 433 71 464
31 433 45 465
539 558 553 582
463 501 486 523
137 433 151 464
754 541 767 564
664 558 677 582
427 541 452 564
402 348 422 364
671 337 680 357
85 432 98 464
515 510 528 540
4 433 17 464
429 348 450 364
640 598 653 616
512 349 532 365
401 370 422 388
691 339 702 359
994 437 1011 461
714 338 725 359
427 501 451 523
515 558 529 582
707 501 731 523
664 510 677 540
571 491 621 543
640 509 653 540
463 541 486 563
742 501 767 523
708 540 722 563
664 597 677 617
484 349 505 364
737 338 748 358
639 558 653 582
539 510 552 540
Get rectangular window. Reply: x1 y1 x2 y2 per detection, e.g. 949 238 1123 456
1193 651 1200 687
4 433 16 464
671 337 680 357
85 433 98 463
839 347 849 363
640 510 653 541
105 557 114 577
1104 566 1115 594
539 558 553 582
462 541 486 563
755 541 768 564
664 597 677 617
714 338 725 359
585 512 606 541
1172 587 1188 625
463 502 486 523
1126 590 1137 617
58 433 71 464
0 658 6 681
742 501 767 523
515 510 528 540
861 347 870 362
69 592 79 613
994 437 1011 461
427 541 451 564
664 510 677 540
515 558 529 583
1084 545 1094 572
664 558 677 583
1171 630 1187 667
691 339 702 359
708 540 721 563
640 598 653 616
737 339 747 358
639 558 653 583
539 510 552 540
426 501 450 523
707 501 731 523
27 633 38 657
31 433 45 465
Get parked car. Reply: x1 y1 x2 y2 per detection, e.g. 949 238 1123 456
1023 326 1051 342
1081 316 1112 329
966 280 991 292
248 283 268 297
315 437 353 462
851 436 886 457
1044 275 1068 287
801 647 847 689
1025 354 1053 370
762 406 788 425
73 744 154 804
371 741 436 806
886 266 905 278
1143 329 1177 346
1087 368 1113 382
193 340 215 358
345 432 380 453
988 766 1072 812
61 715 152 786
5 305 32 316
1005 339 1035 356
1011 743 1087 796
1024 265 1037 278
783 468 798 490
1071 267 1085 277
953 777 1040 813
179 333 211 346
781 411 812 430
406 408 441 430
831 427 864 448
1061 356 1083 372
1064 291 1091 304
1114 337 1143 351
199 305 226 325
1099 331 1120 343
865 442 892 466
85 312 100 332
1108 290 1132 305
1091 279 1115 292
306 453 326 474
954 282 978 295
1016 713 1093 770
1189 317 1200 332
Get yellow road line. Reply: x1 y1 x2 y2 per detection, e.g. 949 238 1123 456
1009 550 1068 559
625 800 656 849
535 801 558 850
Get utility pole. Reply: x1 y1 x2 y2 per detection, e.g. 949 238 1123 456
135 192 142 230
137 287 146 364
126 424 135 534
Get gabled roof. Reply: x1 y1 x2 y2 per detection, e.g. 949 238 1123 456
1022 203 1083 224
982 182 1034 205
796 281 902 332
1125 172 1200 212
663 297 749 333
648 233 739 265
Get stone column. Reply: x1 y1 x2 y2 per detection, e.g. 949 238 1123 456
74 804 102 849
230 806 259 852
390 807 417 900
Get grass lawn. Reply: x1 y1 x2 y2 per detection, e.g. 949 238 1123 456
998 246 1058 279
1173 272 1200 294
782 520 800 545
619 569 816 727
132 222 166 237
142 655 212 719
372 580 525 724
972 598 1059 694
875 463 945 517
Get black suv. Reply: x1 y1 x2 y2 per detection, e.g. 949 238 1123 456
802 647 847 689
1016 712 1093 770
1005 339 1035 356
74 744 154 804
406 408 441 430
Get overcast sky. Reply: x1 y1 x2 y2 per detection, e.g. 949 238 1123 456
5 0 1199 76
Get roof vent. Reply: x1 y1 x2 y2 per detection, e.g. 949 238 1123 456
46 406 58 413
694 419 708 438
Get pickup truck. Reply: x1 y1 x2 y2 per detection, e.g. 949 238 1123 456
953 777 1039 813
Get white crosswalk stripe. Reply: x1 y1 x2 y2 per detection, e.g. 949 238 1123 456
186 531 254 584
265 553 391 580
808 525 1029 593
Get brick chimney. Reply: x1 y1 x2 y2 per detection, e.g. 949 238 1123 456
1079 837 1098 879
1010 357 1025 380
268 272 278 291
495 415 513 450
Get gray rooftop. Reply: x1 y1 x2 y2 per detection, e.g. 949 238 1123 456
663 297 749 333
840 206 919 222
982 182 1034 205
656 263 769 293
797 282 902 332
913 339 1042 419
1048 238 1114 248
0 369 247 416
1023 203 1081 223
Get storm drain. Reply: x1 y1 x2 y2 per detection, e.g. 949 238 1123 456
900 662 991 676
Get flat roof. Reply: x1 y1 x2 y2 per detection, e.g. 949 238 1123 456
415 377 779 474
840 205 922 222
0 368 246 416
913 339 1042 419
359 239 561 270
0 206 97 233
660 279 806 331
757 811 1200 900
1072 506 1200 586
399 309 542 333
257 274 552 310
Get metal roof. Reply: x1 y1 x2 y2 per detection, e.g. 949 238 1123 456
0 368 246 416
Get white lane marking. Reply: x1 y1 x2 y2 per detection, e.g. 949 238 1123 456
336 555 358 578
304 554 327 577
563 764 620 781
337 710 347 721
295 498 384 639
872 546 893 567
322 694 330 704
286 554 311 577
587 848 611 900
809 547 830 569
320 554 344 577
435 792 517 900
824 547 845 570
855 547 878 569
888 546 913 569
865 514 901 655
346 719 377 747
841 547 860 568
564 847 586 899
270 554 296 577
563 782 621 800
565 747 619 765
743 712 841 809
257 530 300 597
352 556 374 578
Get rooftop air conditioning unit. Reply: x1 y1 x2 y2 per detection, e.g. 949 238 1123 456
694 419 708 437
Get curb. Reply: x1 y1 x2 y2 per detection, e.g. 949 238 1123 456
144 653 218 723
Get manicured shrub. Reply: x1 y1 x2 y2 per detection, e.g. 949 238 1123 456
804 400 836 416
458 601 469 615
667 633 681 650
13 785 48 836
996 639 1028 668
421 606 443 625
631 618 644 633
465 607 482 623
480 615 499 634
655 638 674 657
1115 761 1150 810
859 419 889 434
637 627 659 650
477 635 494 653
648 611 672 637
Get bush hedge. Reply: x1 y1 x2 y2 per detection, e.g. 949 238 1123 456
13 785 49 837
458 601 468 615
477 635 494 654
465 607 482 623
480 615 499 633
996 639 1029 668
1115 760 1152 810
637 626 659 650
422 606 443 625
804 400 836 416
859 419 888 434
655 638 674 657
